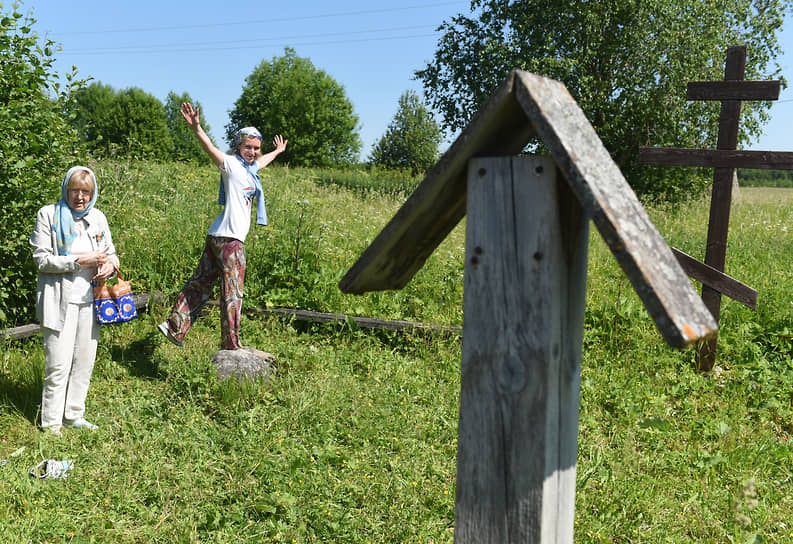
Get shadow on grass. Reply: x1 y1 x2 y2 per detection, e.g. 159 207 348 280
283 316 460 347
0 372 43 425
109 332 163 379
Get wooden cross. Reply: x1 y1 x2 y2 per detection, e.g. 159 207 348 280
340 70 715 543
639 45 793 370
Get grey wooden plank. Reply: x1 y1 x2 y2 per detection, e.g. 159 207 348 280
1 301 460 342
338 71 535 294
638 148 793 170
244 305 461 335
510 71 716 347
0 292 164 340
0 323 40 341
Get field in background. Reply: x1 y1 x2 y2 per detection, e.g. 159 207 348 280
1 161 793 542
737 169 793 189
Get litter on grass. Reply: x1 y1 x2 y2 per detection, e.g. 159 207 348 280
29 459 73 480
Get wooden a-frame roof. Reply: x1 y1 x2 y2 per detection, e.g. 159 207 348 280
339 70 717 348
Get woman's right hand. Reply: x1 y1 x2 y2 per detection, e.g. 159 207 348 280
180 102 201 129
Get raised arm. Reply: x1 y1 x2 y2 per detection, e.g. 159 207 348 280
255 134 288 169
181 102 225 168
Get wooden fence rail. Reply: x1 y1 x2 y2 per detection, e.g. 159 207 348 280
1 292 460 341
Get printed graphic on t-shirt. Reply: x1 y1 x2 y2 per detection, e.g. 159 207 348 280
242 171 257 208
243 186 256 208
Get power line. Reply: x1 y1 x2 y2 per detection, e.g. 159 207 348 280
61 24 438 55
60 32 440 56
43 1 467 36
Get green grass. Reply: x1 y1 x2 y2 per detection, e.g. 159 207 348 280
3 162 793 542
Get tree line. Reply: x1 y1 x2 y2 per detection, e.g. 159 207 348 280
738 169 793 187
68 47 442 172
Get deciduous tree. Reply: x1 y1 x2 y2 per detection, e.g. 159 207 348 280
72 83 173 160
416 0 788 199
228 47 361 167
165 91 212 164
69 81 114 148
369 90 442 175
0 5 85 326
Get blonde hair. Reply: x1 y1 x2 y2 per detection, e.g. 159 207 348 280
67 169 95 196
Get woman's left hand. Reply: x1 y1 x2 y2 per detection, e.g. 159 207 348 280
93 261 116 281
273 134 288 153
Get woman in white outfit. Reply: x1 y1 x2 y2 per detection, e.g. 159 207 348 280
29 166 119 436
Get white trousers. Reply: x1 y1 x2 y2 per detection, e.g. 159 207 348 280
41 302 99 429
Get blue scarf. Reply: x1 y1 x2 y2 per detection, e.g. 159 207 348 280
218 154 267 226
53 166 98 255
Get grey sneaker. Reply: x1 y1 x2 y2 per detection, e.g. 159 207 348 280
158 321 183 347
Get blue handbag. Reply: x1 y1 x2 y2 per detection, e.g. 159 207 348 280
93 268 137 324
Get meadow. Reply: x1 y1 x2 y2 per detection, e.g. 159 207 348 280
2 159 793 543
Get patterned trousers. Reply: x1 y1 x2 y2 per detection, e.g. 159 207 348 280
166 235 246 350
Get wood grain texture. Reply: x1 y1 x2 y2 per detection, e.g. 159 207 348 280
671 248 757 310
455 158 585 543
686 80 780 101
510 71 716 347
637 148 793 170
338 73 535 294
698 44 747 370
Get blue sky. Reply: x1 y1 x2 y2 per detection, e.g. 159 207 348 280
749 16 793 152
26 0 472 158
23 1 793 157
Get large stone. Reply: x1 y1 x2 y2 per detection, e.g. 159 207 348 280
210 346 277 382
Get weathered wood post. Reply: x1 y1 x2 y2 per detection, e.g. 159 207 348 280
456 157 587 541
699 47 748 368
340 70 717 543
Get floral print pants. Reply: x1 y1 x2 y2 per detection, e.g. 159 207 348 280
166 235 246 350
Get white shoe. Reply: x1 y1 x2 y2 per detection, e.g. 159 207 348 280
64 418 98 430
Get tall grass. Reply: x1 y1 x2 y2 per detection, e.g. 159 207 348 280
579 187 793 542
2 162 793 542
91 159 463 326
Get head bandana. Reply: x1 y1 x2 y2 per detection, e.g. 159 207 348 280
234 127 263 146
52 166 98 255
218 127 268 226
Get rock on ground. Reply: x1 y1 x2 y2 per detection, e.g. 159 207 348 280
210 346 277 382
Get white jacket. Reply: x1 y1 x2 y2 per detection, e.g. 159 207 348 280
29 204 119 331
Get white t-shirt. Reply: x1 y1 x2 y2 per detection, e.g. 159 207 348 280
207 154 260 242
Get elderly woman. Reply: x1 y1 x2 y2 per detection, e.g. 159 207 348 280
158 102 287 350
29 166 118 435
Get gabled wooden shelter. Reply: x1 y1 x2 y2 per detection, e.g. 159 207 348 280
340 70 717 543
